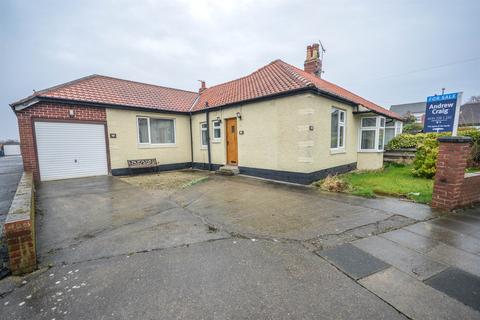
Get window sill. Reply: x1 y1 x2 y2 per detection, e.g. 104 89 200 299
330 149 346 155
138 144 177 149
357 150 384 153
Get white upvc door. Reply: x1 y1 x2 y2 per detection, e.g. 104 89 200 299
35 121 108 181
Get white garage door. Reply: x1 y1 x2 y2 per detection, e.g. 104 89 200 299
4 144 21 156
35 122 108 181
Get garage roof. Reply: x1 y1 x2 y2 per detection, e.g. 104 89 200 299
11 75 199 112
11 60 401 120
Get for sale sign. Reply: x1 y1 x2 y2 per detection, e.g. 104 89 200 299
424 92 462 134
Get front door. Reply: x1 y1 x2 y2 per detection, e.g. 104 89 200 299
226 118 238 165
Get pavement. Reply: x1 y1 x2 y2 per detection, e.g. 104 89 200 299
0 171 479 319
0 156 23 278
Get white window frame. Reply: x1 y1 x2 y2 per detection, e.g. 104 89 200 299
330 108 346 153
358 116 386 152
136 116 176 147
212 120 222 142
200 122 208 149
395 121 403 135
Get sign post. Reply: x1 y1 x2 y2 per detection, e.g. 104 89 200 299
424 92 462 135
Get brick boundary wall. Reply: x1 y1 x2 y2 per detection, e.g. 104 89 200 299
4 172 36 275
431 136 480 211
16 102 107 181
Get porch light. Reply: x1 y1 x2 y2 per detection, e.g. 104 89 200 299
215 116 222 123
68 109 75 118
236 112 242 120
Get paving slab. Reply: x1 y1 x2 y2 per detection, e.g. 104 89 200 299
405 221 480 255
447 214 480 227
317 243 389 280
381 228 440 253
0 240 406 320
425 268 480 312
426 243 480 277
360 267 480 320
431 218 480 237
353 236 447 280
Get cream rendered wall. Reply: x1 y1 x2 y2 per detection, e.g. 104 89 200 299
357 152 384 170
106 108 192 169
192 93 359 173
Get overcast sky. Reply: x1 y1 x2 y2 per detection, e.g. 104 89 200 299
1 0 479 140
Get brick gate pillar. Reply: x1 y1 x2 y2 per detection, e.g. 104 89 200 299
431 136 472 211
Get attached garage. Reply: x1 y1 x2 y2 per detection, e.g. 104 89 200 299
34 121 109 181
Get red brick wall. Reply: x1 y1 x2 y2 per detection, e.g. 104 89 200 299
460 175 480 207
431 137 480 210
15 102 107 181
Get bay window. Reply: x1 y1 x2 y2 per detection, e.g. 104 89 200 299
359 116 386 152
137 117 175 145
331 108 346 150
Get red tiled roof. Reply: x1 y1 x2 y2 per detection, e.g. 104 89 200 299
11 60 400 120
11 75 198 112
193 60 401 120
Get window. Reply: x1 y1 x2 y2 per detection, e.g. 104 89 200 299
212 120 221 141
200 122 208 148
384 120 403 145
138 118 149 143
359 116 385 152
330 108 346 150
137 117 175 145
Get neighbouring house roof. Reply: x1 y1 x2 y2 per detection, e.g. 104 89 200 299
11 60 401 120
459 102 480 126
11 75 199 113
389 102 426 117
193 60 401 120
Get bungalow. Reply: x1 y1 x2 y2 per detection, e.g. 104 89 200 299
10 44 402 184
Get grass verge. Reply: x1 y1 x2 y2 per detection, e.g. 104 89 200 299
316 163 433 204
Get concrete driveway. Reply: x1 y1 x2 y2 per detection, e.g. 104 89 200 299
36 173 436 266
2 171 480 319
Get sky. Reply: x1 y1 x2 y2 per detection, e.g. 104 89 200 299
1 0 479 140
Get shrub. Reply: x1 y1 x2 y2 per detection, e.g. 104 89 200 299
316 175 350 192
412 139 439 178
389 128 480 178
387 128 480 151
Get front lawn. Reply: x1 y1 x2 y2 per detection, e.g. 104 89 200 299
319 164 434 204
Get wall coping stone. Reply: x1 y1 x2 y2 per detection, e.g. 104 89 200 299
438 136 472 143
5 173 34 224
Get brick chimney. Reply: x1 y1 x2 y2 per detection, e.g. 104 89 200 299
304 44 322 77
198 80 206 93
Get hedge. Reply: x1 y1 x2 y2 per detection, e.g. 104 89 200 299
387 128 480 178
386 128 480 150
